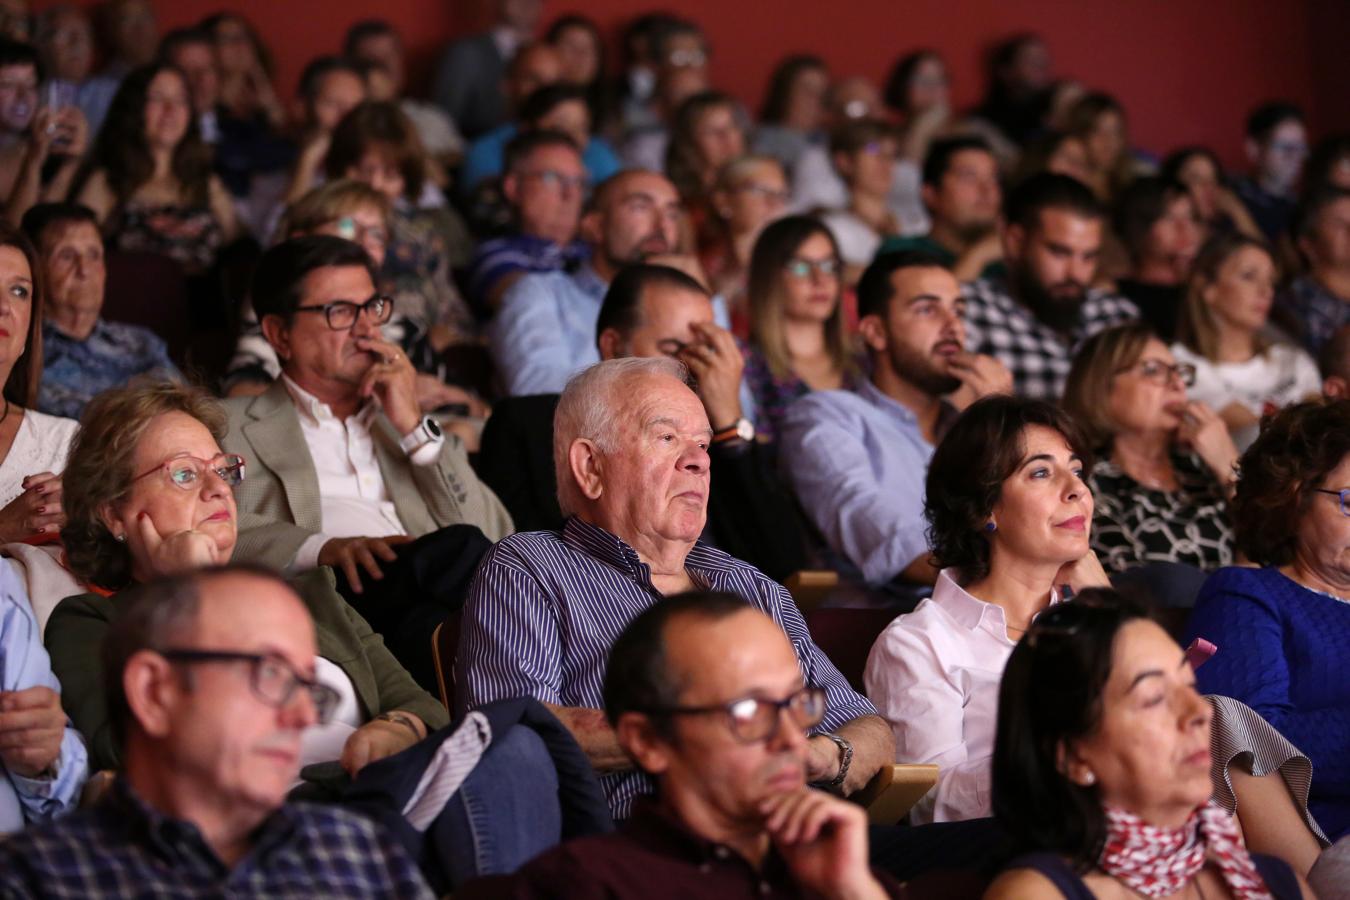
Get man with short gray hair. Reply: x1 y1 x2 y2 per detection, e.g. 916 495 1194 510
457 358 892 820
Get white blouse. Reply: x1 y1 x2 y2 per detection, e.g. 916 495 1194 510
1171 342 1321 450
0 410 78 508
864 569 1058 824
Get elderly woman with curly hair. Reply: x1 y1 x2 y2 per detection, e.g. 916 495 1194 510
863 395 1111 824
1187 398 1350 841
43 380 447 774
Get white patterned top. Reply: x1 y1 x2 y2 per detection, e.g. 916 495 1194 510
0 410 79 507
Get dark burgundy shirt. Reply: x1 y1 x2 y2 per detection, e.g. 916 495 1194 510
464 799 906 899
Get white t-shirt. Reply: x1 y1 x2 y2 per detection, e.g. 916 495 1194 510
820 209 882 268
1171 341 1322 449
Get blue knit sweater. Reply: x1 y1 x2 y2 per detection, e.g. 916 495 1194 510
1187 566 1350 840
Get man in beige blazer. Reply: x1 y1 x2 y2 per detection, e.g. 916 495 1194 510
223 235 513 689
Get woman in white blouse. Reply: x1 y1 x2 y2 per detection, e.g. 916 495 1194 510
0 224 78 542
863 395 1110 824
1172 233 1321 450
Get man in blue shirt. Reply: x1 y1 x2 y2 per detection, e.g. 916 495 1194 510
21 203 179 420
465 129 590 315
490 169 691 396
0 560 86 833
779 251 1011 587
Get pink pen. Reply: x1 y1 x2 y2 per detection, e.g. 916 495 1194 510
1185 637 1217 669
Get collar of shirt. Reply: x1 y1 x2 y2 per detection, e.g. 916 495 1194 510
621 797 795 884
492 26 522 61
560 516 737 596
103 777 299 876
930 568 1061 640
571 261 609 300
280 373 377 431
854 378 959 443
42 317 107 346
979 275 1117 338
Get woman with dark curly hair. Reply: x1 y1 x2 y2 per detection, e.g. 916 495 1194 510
863 394 1110 824
73 63 239 274
1186 397 1350 841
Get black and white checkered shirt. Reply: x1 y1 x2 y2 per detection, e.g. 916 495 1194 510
961 276 1140 401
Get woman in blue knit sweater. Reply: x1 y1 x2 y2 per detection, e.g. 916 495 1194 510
1187 397 1350 840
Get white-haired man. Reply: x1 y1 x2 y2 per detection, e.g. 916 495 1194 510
456 357 892 820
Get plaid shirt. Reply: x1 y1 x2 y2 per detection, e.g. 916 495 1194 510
0 778 434 898
961 276 1140 400
1280 274 1350 355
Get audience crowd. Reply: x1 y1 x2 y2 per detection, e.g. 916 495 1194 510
0 3 1341 898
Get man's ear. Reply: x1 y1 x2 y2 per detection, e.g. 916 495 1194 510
1001 221 1024 263
260 314 293 362
615 712 672 775
832 151 855 183
502 172 521 205
568 438 605 502
1325 375 1348 400
123 650 181 740
857 313 888 353
578 208 604 246
920 183 939 215
596 328 623 362
1245 137 1261 168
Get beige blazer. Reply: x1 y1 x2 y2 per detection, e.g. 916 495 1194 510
222 380 512 570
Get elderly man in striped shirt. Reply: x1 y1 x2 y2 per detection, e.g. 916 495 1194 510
456 356 892 819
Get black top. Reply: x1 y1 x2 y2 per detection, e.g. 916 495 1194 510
473 394 808 581
1115 279 1185 341
1005 851 1301 899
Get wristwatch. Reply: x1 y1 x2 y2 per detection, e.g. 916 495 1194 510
711 417 755 444
374 711 422 738
398 415 444 454
821 732 854 789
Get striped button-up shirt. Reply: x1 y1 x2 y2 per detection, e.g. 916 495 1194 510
456 517 878 819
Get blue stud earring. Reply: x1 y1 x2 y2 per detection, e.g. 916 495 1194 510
984 521 997 533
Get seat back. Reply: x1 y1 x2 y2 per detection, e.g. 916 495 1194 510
803 606 899 693
103 250 192 364
430 610 463 709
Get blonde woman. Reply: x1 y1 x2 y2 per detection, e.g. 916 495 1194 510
701 154 789 332
741 214 860 446
1171 233 1320 449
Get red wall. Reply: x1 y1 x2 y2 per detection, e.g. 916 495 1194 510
35 0 1340 166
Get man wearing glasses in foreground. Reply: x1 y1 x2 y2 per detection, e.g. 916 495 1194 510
4 566 434 896
223 236 513 690
471 592 903 899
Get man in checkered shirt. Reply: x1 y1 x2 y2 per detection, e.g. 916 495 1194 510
961 172 1140 400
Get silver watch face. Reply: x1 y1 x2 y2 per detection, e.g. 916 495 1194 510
735 418 756 442
424 416 442 439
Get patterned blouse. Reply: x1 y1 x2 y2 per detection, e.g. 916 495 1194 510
1089 451 1233 573
106 203 224 274
740 340 863 446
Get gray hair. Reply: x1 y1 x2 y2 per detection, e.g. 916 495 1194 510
553 357 689 516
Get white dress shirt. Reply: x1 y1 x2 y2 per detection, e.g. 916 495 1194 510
282 376 440 571
864 569 1058 824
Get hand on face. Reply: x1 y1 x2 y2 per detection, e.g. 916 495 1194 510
1053 548 1112 597
677 321 744 429
0 686 66 778
1173 401 1239 484
945 352 1013 411
762 788 885 900
0 472 64 542
135 509 225 579
354 335 421 434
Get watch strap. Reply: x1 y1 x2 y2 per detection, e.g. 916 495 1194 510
822 732 853 788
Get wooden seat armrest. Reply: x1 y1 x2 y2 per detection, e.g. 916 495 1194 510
854 763 939 825
784 570 840 611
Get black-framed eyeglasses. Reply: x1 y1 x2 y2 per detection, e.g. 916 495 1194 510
642 686 826 744
293 294 394 330
131 453 246 491
784 257 841 279
160 649 340 724
1313 488 1350 517
1115 359 1197 387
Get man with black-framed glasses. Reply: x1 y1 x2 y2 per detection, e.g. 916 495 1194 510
224 235 512 691
480 592 902 899
0 566 435 897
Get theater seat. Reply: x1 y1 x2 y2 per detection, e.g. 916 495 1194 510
803 606 899 693
855 763 940 825
102 250 192 365
431 611 463 709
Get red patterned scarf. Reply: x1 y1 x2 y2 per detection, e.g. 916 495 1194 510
1099 803 1272 899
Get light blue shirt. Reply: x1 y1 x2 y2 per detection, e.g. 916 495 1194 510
490 263 734 397
779 380 942 585
0 561 87 832
459 123 624 196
